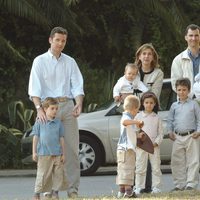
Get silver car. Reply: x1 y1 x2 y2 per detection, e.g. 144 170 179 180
21 79 175 176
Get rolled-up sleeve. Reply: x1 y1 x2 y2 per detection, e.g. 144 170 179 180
171 58 183 92
70 59 84 98
28 57 42 98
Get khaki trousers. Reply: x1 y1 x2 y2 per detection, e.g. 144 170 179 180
135 147 162 189
34 156 67 193
171 135 200 189
57 100 80 195
116 149 136 186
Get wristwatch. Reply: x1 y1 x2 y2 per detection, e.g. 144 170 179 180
35 104 42 110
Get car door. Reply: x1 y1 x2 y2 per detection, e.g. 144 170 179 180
106 105 122 161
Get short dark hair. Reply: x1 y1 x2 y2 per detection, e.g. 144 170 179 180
140 92 159 113
42 97 58 109
50 27 68 38
175 78 191 91
185 24 200 35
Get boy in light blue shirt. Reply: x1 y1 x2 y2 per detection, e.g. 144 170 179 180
167 78 200 191
32 97 67 200
116 95 144 198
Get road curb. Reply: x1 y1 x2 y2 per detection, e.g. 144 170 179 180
0 169 36 177
0 165 171 177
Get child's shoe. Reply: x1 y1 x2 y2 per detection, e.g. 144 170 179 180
123 191 137 198
151 187 161 194
33 193 40 200
117 191 125 198
43 192 52 199
134 188 142 195
52 190 59 200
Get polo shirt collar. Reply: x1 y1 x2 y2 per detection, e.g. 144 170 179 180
178 97 190 104
47 118 57 123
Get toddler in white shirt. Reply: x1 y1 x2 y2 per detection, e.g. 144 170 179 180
113 63 148 103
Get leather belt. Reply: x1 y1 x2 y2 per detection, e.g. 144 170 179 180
56 97 69 102
175 130 195 136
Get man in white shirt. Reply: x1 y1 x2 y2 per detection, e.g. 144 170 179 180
171 24 200 97
28 27 84 198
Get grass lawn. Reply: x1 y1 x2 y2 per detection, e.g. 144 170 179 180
63 190 200 200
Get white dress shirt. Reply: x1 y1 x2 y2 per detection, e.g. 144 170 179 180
28 50 84 100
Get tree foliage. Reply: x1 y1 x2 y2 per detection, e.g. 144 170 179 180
0 124 22 168
0 0 199 169
0 0 199 120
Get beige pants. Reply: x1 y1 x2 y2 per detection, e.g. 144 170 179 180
57 100 80 195
116 149 136 186
171 135 200 189
34 156 67 193
135 147 162 189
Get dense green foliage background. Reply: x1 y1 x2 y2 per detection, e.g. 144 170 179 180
0 0 199 168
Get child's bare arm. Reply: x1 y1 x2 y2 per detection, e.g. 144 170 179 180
123 119 143 128
32 135 38 162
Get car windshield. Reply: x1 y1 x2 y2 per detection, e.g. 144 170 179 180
94 101 114 111
87 79 176 113
159 81 176 111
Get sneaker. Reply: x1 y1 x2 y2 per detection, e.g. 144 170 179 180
52 190 59 200
43 192 52 196
117 191 125 198
43 192 52 199
185 186 194 190
134 188 142 195
123 191 137 198
151 187 161 194
68 192 78 198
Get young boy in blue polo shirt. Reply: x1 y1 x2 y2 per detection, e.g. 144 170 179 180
32 97 67 200
167 78 200 191
116 95 144 198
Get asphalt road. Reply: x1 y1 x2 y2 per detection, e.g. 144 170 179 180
0 166 199 200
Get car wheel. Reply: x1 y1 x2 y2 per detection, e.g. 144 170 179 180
79 135 102 176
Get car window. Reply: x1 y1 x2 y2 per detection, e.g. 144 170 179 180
160 81 176 111
105 105 122 116
105 80 177 116
93 101 113 111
